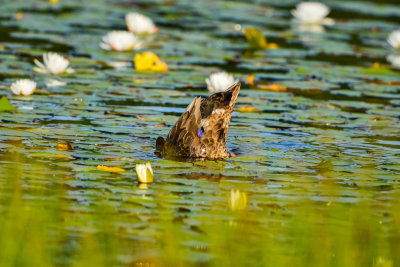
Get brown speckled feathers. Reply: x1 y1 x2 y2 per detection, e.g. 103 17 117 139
157 83 240 160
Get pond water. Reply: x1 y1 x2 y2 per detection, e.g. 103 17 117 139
1 0 400 266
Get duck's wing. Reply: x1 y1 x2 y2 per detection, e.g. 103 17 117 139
165 96 202 156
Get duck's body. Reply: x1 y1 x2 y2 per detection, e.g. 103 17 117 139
156 83 240 160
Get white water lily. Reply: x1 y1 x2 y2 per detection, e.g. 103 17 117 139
10 79 36 96
135 162 154 184
387 54 400 68
387 30 400 50
126 12 158 34
228 189 247 211
292 2 333 25
206 72 237 92
100 31 142 51
34 52 73 74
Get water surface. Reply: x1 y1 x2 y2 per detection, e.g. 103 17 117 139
1 0 400 266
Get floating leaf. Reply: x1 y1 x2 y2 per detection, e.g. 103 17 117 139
0 96 16 112
259 83 287 91
237 106 261 113
245 74 255 86
267 43 278 49
97 165 125 172
373 62 381 68
15 12 23 20
244 28 268 49
57 142 74 151
134 52 168 72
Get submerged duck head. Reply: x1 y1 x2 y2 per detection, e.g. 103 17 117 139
156 82 240 160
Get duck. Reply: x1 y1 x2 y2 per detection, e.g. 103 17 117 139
156 82 240 160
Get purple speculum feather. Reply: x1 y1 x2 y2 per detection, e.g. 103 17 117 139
198 127 204 138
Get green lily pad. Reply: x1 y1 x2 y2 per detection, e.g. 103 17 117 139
0 96 16 112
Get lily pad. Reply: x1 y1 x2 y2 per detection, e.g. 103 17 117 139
0 96 16 112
